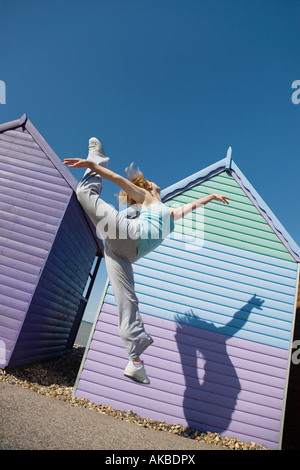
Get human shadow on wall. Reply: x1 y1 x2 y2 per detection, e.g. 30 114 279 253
175 294 264 434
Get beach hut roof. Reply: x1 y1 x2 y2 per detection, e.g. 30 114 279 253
161 147 300 262
0 114 102 252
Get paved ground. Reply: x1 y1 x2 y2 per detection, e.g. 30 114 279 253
0 381 225 451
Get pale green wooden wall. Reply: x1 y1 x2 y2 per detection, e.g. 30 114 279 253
164 171 294 262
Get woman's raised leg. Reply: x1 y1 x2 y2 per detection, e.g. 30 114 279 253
75 139 153 383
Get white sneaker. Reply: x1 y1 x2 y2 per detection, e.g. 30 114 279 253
89 137 104 155
123 360 150 384
84 137 110 176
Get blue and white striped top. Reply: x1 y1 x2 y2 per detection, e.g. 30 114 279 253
137 202 174 260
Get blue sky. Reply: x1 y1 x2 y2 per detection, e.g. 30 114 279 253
1 0 300 322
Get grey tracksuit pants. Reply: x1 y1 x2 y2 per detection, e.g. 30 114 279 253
76 164 153 361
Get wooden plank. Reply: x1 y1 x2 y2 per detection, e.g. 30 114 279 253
0 173 71 203
0 137 48 158
8 198 98 367
165 172 294 262
0 166 71 196
0 160 71 188
0 191 66 220
76 310 285 449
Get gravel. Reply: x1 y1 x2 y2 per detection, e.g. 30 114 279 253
0 345 269 450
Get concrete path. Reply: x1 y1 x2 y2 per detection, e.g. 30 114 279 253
0 382 224 452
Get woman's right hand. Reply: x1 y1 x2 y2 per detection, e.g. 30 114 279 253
212 194 230 204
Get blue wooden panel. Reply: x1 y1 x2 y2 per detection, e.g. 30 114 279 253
108 236 297 350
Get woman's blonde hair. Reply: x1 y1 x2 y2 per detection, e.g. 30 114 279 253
118 162 150 206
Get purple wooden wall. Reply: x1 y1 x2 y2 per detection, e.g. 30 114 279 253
0 116 101 368
7 193 98 367
75 272 291 450
0 125 70 367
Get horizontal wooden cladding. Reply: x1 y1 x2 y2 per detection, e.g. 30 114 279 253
0 248 56 368
0 206 59 239
0 186 69 230
0 215 47 364
101 306 285 404
137 240 296 305
76 304 285 449
0 146 57 173
1 126 46 142
0 159 70 190
8 344 68 365
132 261 294 316
107 287 291 349
2 127 40 142
139 248 296 303
79 356 283 427
0 180 69 216
26 199 95 314
0 127 47 157
0 296 28 330
0 128 43 150
0 168 71 203
0 233 50 261
0 200 62 229
0 125 75 367
0 272 37 300
141 235 296 290
96 307 288 386
0 225 54 252
0 252 45 276
164 234 295 275
0 240 49 268
164 172 293 262
125 237 297 350
0 129 71 235
8 194 98 367
0 162 71 194
0 135 48 159
0 130 71 188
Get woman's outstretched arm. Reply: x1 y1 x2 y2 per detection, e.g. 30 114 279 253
169 194 230 221
63 158 149 205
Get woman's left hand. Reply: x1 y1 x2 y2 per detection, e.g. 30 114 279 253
63 158 91 168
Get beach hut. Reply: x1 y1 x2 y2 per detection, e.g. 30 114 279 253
0 114 103 369
73 148 300 450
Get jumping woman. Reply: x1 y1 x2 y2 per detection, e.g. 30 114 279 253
63 138 229 384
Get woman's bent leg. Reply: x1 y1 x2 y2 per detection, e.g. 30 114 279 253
104 243 153 361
